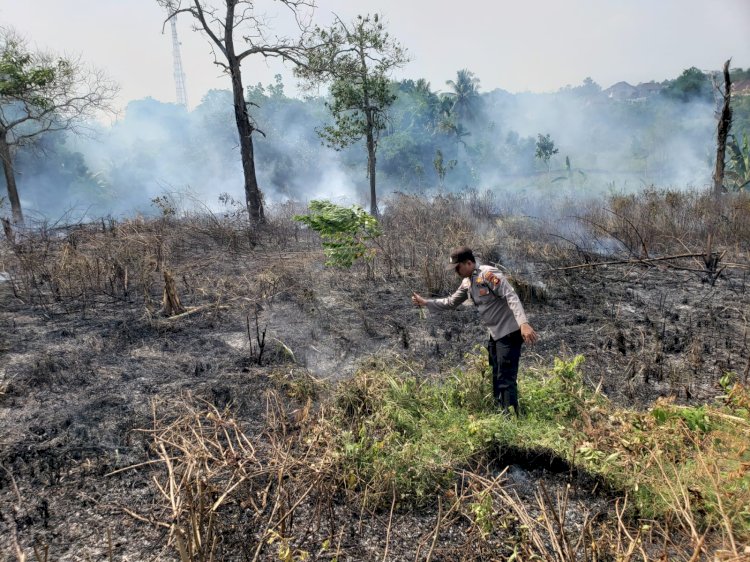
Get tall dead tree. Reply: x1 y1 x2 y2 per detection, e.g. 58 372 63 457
159 0 314 227
713 60 732 198
705 59 732 274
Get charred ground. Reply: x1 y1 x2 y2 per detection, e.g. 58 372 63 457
1 189 749 560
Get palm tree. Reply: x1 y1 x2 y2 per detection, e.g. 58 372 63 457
413 78 432 97
444 69 482 125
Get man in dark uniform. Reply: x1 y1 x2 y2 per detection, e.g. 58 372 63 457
411 246 538 415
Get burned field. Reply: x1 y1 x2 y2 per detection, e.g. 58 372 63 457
1 190 750 561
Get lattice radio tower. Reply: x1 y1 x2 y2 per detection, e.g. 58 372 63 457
170 14 189 109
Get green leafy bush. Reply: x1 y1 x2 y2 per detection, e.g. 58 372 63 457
294 200 381 267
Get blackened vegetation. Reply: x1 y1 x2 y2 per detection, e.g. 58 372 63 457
0 189 749 559
246 309 267 365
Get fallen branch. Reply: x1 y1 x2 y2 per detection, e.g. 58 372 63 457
546 252 740 273
121 506 172 530
160 303 230 322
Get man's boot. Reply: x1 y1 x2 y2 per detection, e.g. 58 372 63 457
497 390 512 416
508 387 521 417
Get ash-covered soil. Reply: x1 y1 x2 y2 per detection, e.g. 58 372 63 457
1 225 748 560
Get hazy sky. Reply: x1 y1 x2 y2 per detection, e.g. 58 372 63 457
2 0 749 112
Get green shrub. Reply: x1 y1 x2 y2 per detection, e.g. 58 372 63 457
294 200 381 267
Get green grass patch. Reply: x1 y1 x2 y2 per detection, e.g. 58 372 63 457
328 350 750 540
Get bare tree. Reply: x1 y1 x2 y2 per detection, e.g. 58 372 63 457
159 0 314 226
0 28 118 225
705 60 733 276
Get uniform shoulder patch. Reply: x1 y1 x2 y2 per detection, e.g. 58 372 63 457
484 271 501 285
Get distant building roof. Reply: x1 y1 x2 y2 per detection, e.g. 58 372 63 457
635 81 664 95
603 82 638 100
603 81 664 102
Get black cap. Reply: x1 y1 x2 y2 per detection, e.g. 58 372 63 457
448 246 475 268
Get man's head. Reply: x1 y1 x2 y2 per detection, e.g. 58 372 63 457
448 246 476 277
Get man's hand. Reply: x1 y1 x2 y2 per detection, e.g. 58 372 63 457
520 322 538 345
412 292 427 307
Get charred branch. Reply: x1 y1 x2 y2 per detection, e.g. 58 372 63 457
545 251 737 274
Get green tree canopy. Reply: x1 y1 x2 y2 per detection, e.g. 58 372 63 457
298 13 408 216
535 133 559 173
0 29 117 223
662 67 713 103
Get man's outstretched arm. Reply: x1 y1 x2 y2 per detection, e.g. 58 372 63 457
413 282 469 311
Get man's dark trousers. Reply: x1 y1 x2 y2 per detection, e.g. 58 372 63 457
488 329 523 414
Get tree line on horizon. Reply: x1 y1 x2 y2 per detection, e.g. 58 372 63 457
2 1 750 225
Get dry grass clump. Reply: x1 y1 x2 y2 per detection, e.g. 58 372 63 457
0 212 306 317
13 187 739 318
3 187 747 315
580 188 750 258
376 193 477 293
375 191 534 294
2 218 171 314
370 187 750 285
132 392 342 562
